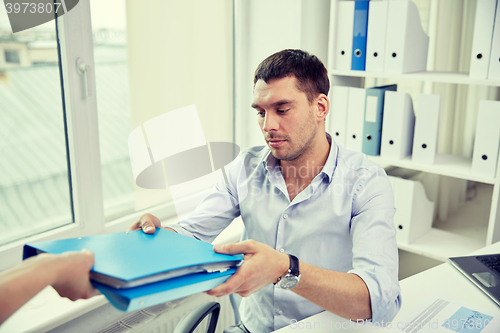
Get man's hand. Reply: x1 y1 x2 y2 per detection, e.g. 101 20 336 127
206 240 289 297
49 250 101 301
127 213 166 234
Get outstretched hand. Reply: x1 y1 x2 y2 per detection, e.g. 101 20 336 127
206 240 289 297
49 250 101 301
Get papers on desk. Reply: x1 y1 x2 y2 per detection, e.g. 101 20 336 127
397 294 499 333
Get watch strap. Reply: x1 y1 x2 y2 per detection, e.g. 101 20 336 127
288 254 299 276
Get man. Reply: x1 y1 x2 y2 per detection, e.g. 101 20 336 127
130 49 400 332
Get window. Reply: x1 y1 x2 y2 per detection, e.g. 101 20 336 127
0 0 234 270
4 49 20 63
0 22 71 246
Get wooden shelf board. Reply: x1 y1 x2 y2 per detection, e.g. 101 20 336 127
368 154 496 184
330 69 500 87
398 228 485 262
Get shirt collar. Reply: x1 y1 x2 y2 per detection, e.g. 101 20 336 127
261 132 339 183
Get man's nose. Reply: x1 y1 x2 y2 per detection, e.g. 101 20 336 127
262 112 279 132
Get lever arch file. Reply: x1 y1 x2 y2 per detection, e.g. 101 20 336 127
345 87 366 152
335 1 355 70
365 1 389 72
412 94 441 164
329 86 350 147
362 84 397 156
471 100 500 178
351 1 370 71
488 1 500 80
380 91 415 160
24 229 243 311
470 0 498 79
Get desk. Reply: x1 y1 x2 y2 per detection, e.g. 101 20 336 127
275 242 500 332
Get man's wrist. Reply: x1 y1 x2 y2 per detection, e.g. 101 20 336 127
274 252 290 284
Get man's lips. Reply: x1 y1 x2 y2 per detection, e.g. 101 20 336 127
268 139 286 147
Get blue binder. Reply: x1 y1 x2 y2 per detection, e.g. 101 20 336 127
362 84 397 156
24 229 243 311
351 1 370 71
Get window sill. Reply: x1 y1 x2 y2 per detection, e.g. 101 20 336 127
0 218 244 332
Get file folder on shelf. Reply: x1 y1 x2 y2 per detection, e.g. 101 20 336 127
351 1 370 71
471 100 500 178
488 1 500 80
329 85 350 147
470 0 498 79
387 167 434 245
412 94 441 164
345 87 366 152
24 229 243 311
380 91 415 160
362 84 397 156
384 0 429 74
334 1 355 70
365 1 389 72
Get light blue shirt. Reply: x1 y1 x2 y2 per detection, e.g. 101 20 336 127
171 136 401 332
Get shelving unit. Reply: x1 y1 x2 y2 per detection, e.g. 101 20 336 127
369 154 496 185
328 0 500 262
330 69 500 87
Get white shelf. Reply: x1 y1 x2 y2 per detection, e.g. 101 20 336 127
368 154 497 184
398 183 491 262
330 69 500 87
397 228 485 262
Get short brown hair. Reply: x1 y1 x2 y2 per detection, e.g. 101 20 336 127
254 49 330 103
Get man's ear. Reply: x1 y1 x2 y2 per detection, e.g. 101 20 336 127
316 94 329 122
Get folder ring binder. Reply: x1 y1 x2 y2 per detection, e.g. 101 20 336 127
389 140 394 145
422 144 427 149
355 49 362 57
483 155 488 160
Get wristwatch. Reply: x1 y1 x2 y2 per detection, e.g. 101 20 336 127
275 254 301 290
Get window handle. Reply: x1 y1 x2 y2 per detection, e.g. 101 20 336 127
76 58 93 98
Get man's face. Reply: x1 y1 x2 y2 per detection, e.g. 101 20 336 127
252 76 320 162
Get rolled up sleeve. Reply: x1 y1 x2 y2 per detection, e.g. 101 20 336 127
347 168 402 323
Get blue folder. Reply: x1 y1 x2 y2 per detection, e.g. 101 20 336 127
24 229 243 311
362 84 397 156
351 1 370 71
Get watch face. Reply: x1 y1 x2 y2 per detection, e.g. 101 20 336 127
278 274 300 290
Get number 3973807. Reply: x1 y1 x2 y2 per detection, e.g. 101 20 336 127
5 2 62 14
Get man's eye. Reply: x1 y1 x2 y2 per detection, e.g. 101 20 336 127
277 109 289 113
257 111 265 117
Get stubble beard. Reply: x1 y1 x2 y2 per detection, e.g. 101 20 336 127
271 125 318 163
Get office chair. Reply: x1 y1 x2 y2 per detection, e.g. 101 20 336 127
173 228 246 332
173 301 221 333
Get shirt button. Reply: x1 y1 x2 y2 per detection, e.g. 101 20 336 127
278 310 283 315
279 248 285 253
283 214 288 219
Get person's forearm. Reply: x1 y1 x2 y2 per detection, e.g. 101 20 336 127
0 255 56 324
292 261 372 321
